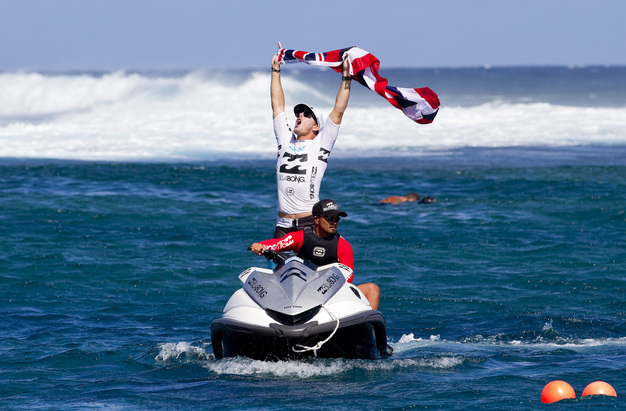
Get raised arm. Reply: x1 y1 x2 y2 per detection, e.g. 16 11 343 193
270 42 285 119
328 58 352 125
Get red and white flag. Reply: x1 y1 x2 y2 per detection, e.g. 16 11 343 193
278 47 440 125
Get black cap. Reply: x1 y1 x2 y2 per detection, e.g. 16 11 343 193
294 103 319 126
312 199 348 217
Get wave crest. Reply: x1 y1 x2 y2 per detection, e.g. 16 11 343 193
1 71 625 161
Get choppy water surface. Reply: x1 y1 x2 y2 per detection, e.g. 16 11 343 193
1 148 624 409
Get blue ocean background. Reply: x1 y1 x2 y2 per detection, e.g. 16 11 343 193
1 67 625 409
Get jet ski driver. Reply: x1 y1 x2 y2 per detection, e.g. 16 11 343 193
249 199 380 310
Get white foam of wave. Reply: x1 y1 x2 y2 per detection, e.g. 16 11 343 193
396 332 626 352
154 333 626 379
205 356 348 378
1 71 625 161
154 339 465 378
155 341 212 362
203 354 465 378
338 103 626 153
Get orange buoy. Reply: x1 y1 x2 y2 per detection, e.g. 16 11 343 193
541 380 576 403
582 381 617 397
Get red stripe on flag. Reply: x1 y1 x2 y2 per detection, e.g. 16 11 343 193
415 87 441 110
294 51 308 60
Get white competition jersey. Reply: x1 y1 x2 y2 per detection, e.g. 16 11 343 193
274 111 340 216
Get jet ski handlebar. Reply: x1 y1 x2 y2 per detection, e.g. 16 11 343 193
247 246 288 266
260 249 288 265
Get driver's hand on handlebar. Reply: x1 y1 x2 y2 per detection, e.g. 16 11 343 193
249 243 267 256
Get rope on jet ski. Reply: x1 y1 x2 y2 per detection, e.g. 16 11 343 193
292 306 340 357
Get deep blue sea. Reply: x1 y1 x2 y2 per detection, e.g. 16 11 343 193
1 67 625 409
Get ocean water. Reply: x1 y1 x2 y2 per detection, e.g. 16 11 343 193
1 67 625 409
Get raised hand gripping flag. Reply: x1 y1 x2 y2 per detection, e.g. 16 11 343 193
278 47 440 124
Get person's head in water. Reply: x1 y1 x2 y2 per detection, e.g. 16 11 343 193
379 192 420 205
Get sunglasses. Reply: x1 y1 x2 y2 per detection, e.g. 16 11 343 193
322 215 340 223
298 111 315 119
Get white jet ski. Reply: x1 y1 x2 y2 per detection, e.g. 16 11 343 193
211 250 393 361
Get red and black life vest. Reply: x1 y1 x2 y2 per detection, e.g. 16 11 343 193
297 227 340 266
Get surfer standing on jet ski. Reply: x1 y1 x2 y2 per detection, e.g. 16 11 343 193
270 42 352 239
249 199 381 310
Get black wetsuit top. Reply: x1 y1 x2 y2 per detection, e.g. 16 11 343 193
297 227 340 267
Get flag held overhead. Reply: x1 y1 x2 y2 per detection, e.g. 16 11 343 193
279 46 440 124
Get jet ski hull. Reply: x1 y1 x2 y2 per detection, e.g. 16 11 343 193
211 310 391 361
211 257 393 361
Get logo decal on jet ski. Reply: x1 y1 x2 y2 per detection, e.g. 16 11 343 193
280 267 307 282
247 277 268 298
313 246 326 257
317 273 341 294
239 268 253 281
